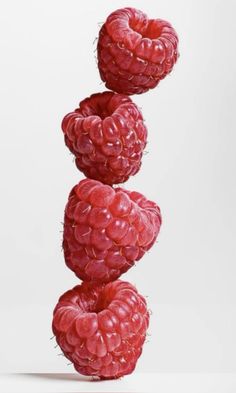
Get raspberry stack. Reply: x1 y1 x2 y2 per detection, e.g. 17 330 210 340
52 7 178 380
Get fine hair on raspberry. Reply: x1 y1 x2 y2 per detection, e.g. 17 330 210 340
97 7 179 95
52 280 149 379
62 91 147 185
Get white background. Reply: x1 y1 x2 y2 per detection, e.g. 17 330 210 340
0 0 236 380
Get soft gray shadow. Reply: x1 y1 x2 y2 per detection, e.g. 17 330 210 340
21 373 96 382
18 373 127 392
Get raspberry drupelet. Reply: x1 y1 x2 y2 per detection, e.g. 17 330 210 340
97 7 179 95
62 91 147 185
52 280 149 379
63 178 162 283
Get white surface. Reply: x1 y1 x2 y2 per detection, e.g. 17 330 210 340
0 0 236 376
1 373 236 393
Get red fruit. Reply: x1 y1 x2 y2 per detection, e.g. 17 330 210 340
62 91 147 185
97 7 179 95
63 179 162 283
52 280 149 379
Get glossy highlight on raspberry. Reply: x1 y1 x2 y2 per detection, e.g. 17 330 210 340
62 91 147 185
52 280 149 379
63 178 162 283
97 7 179 95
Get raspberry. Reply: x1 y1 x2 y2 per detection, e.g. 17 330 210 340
52 280 149 379
97 7 179 95
62 91 147 185
63 178 162 283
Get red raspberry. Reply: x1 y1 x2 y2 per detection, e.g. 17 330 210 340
52 280 149 379
63 178 162 283
97 7 179 95
62 91 147 185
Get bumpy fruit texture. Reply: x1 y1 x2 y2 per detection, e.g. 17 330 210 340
97 7 179 95
52 280 149 379
62 91 147 185
63 178 162 283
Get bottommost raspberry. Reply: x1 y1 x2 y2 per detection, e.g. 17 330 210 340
52 280 149 379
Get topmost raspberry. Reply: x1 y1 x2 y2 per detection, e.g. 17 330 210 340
97 7 179 95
